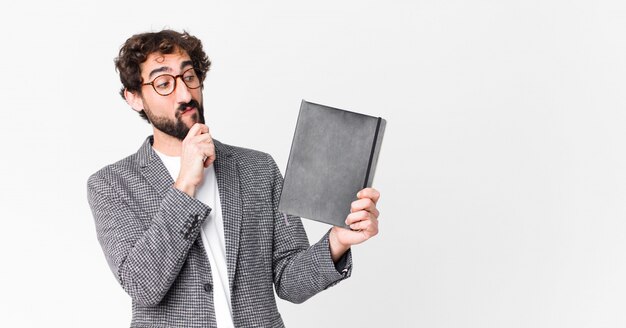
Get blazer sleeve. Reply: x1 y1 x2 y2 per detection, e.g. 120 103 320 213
266 154 353 304
87 172 211 306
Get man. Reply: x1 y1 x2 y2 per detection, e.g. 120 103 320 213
87 30 381 328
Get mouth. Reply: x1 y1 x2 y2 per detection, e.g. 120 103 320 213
180 106 197 115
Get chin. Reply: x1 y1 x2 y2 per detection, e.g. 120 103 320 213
183 113 200 126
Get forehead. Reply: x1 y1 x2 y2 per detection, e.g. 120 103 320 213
140 49 192 78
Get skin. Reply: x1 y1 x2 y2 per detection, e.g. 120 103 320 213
124 49 380 263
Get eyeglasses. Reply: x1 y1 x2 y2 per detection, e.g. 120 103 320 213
142 67 201 96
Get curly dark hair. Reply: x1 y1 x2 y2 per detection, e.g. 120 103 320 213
114 30 211 121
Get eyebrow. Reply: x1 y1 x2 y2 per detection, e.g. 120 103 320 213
180 60 193 70
147 60 195 79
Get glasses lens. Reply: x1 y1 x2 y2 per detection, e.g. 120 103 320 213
153 75 175 95
182 69 200 89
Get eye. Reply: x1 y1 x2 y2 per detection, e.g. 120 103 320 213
183 72 198 82
155 80 171 89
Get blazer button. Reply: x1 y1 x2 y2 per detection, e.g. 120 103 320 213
203 283 212 292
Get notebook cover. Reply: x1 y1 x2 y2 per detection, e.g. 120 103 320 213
278 100 386 228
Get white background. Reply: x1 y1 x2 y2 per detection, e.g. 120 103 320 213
1 0 625 327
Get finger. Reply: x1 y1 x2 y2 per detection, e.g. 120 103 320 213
350 198 379 218
204 156 215 168
199 144 216 167
203 152 216 167
357 188 380 204
349 219 373 231
185 123 207 139
348 223 378 241
197 123 209 134
195 131 213 143
345 210 371 225
196 143 215 157
350 198 371 212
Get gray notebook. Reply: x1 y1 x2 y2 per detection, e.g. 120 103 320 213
278 100 386 228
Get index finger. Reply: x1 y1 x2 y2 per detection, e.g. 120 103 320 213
356 188 380 204
185 123 209 138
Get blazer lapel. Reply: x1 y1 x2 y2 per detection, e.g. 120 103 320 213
213 140 242 293
137 136 175 199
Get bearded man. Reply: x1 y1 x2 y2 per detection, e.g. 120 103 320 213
87 29 381 328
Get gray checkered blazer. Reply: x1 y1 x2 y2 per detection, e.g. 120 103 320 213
87 137 352 328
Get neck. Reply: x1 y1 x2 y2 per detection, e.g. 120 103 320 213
151 128 182 156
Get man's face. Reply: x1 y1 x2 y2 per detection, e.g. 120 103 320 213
138 49 205 140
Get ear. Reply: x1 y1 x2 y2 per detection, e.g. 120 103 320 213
124 89 144 113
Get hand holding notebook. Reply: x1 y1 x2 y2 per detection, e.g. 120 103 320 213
328 187 381 261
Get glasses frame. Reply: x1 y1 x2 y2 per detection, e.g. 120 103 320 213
142 67 201 96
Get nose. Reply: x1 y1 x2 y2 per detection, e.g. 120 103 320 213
173 76 192 104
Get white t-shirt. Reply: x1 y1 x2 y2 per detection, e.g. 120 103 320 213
154 149 234 328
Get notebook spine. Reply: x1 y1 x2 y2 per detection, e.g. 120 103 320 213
363 117 382 189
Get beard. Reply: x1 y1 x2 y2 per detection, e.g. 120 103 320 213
143 99 205 141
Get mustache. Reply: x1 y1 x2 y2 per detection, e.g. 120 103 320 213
177 99 201 112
